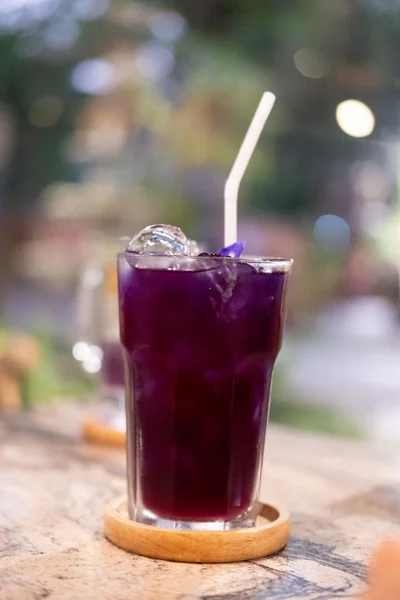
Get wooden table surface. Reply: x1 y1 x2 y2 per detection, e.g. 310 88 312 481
1 404 400 600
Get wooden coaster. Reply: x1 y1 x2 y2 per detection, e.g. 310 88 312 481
82 418 126 448
104 496 290 563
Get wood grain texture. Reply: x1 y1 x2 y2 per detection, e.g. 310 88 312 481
104 497 290 562
1 403 399 599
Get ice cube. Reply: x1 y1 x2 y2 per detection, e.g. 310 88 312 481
124 252 219 272
126 254 176 270
127 224 190 255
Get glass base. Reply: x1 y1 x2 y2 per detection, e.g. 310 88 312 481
130 506 257 531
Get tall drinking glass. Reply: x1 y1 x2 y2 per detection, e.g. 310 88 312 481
117 252 292 530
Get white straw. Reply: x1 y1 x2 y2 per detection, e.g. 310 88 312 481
224 91 276 247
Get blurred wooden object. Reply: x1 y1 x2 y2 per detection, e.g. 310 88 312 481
0 369 21 411
357 539 400 600
0 333 40 411
105 497 290 563
82 417 126 448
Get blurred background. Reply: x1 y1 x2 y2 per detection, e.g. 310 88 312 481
0 0 399 440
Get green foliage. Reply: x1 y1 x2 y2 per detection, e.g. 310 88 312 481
1 0 396 221
28 326 94 404
25 356 93 405
270 398 362 439
0 325 94 405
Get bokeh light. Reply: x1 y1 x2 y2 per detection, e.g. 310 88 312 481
0 0 59 31
314 214 351 247
82 267 103 290
293 48 330 79
73 342 103 374
72 341 90 361
43 20 79 51
71 59 116 95
135 43 175 81
148 11 186 43
71 0 109 22
82 354 102 373
352 161 389 202
336 99 375 138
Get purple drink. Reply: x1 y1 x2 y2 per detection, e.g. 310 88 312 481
118 252 291 530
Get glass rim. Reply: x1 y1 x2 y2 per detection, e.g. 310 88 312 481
118 252 293 271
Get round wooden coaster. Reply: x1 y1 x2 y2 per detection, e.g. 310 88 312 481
82 418 126 448
104 496 290 563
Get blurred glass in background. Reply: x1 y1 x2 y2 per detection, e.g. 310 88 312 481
0 0 399 440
